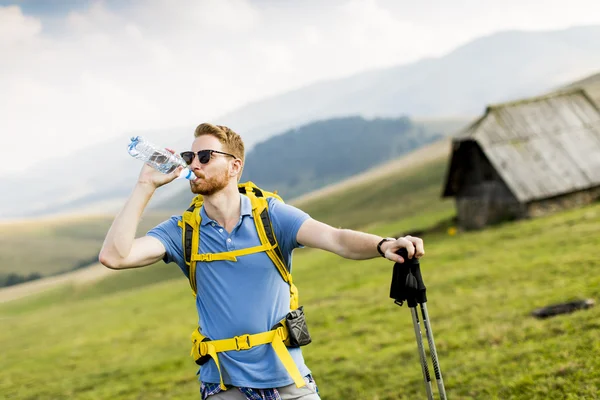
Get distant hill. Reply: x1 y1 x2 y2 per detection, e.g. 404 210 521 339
244 117 435 198
153 116 452 211
2 25 600 219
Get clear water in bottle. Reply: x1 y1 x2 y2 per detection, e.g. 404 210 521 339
127 136 195 180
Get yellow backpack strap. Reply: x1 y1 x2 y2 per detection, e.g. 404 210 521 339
241 183 299 310
191 244 272 262
238 181 284 202
181 184 299 308
181 195 204 296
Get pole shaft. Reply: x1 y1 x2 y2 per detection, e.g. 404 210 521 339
421 303 447 400
411 307 434 400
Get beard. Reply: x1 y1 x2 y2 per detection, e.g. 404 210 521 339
190 168 230 196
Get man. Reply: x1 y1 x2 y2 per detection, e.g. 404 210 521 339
99 123 425 399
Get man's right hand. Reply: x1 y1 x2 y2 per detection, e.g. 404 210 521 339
136 148 185 189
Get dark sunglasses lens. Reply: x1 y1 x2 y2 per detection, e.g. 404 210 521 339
180 152 194 165
198 150 212 164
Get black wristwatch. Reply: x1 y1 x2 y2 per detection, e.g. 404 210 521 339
377 237 395 257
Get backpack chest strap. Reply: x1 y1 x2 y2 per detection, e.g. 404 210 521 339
190 243 275 262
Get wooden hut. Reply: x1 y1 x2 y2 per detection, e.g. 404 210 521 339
442 87 600 230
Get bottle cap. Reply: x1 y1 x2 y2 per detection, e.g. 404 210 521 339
177 168 196 181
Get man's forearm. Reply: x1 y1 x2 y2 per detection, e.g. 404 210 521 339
100 182 156 263
297 219 422 263
335 228 383 260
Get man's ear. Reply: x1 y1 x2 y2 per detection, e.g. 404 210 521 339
230 158 243 178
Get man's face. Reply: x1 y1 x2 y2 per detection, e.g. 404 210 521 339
187 135 235 196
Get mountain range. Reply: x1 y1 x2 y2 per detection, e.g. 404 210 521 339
2 25 600 220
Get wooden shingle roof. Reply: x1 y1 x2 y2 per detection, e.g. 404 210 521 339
446 88 600 202
560 71 600 109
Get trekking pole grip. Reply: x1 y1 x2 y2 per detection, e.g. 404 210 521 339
397 248 419 265
389 248 427 306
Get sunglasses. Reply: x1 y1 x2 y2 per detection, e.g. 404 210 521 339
180 149 237 165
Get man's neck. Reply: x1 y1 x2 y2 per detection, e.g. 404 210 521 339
202 184 241 232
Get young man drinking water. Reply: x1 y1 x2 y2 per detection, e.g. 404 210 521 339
99 123 425 399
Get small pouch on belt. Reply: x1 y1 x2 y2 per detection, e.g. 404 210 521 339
273 306 312 347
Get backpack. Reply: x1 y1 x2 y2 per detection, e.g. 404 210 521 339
180 181 310 391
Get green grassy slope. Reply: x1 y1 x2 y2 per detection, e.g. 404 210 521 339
1 159 599 399
0 213 171 277
299 156 454 233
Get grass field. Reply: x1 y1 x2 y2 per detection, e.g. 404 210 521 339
1 203 598 399
1 147 599 399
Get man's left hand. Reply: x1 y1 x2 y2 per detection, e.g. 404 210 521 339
381 235 425 263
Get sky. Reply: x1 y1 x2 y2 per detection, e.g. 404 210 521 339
2 0 600 176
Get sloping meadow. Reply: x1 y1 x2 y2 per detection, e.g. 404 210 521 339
1 156 599 399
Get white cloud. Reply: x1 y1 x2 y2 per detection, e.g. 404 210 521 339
1 0 600 175
0 5 41 46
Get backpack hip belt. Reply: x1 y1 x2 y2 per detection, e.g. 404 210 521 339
190 324 304 391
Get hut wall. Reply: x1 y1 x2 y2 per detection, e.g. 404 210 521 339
527 186 600 217
454 142 525 230
456 181 526 230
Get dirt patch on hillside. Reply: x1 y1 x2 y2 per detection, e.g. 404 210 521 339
0 263 118 303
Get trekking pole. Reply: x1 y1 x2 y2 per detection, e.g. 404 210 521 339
411 303 434 400
389 248 447 400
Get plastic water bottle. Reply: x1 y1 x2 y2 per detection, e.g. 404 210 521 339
127 136 195 180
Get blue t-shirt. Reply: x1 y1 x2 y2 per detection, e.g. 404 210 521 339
147 194 311 388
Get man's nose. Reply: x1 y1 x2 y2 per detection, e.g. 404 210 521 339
189 155 202 169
